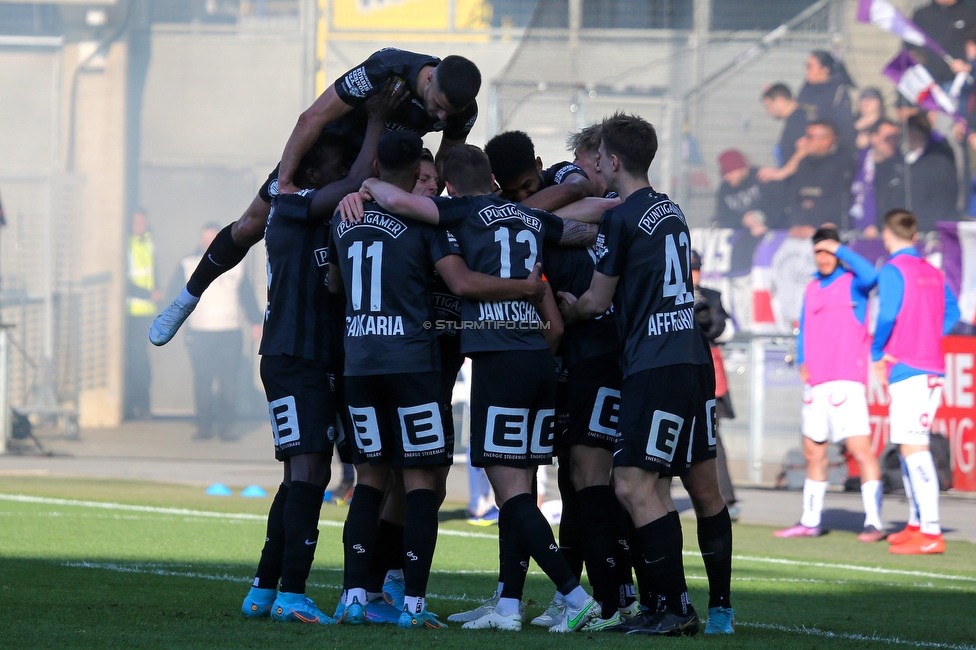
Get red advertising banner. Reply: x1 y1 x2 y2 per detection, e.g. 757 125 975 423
865 335 976 492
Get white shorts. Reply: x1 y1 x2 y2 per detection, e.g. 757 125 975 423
801 380 870 443
888 374 944 446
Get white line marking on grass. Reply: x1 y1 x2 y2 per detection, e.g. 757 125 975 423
740 622 976 650
719 552 976 583
17 494 971 585
0 493 496 541
65 561 972 647
62 562 478 603
684 574 973 592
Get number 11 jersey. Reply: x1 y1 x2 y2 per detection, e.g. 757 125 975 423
593 188 710 379
330 204 455 376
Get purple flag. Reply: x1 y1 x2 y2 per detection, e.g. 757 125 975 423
857 0 950 61
883 50 960 118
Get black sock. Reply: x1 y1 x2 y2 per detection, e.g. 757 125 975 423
619 507 655 608
635 515 689 616
669 509 682 548
697 507 733 609
253 483 289 589
576 485 619 614
557 461 583 578
342 484 385 592
496 535 505 587
186 224 250 297
503 493 579 596
402 489 439 600
607 492 636 608
279 481 325 594
499 499 528 600
367 519 405 593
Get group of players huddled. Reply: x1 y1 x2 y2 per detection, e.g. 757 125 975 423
149 48 734 636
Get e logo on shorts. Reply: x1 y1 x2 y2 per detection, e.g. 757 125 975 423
530 409 555 456
398 402 445 453
705 398 717 447
485 407 529 455
348 406 383 454
269 396 300 446
589 387 621 437
646 410 684 464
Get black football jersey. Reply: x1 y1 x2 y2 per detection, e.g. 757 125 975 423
430 230 463 340
432 195 564 354
329 203 454 376
260 191 333 362
326 48 478 157
542 243 618 368
540 161 587 188
593 188 710 378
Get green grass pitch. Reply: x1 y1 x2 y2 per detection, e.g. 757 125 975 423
0 476 974 649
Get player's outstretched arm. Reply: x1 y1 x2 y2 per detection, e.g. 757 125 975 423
556 219 598 247
309 80 407 220
360 178 440 224
435 257 547 304
554 197 621 223
829 243 878 292
521 175 592 212
278 85 355 194
557 270 618 325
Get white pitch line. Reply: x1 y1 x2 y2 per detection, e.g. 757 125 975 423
740 622 976 650
0 493 497 541
725 553 976 583
62 562 477 603
10 493 973 583
64 561 972 648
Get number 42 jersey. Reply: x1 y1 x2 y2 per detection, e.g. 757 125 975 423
593 188 710 379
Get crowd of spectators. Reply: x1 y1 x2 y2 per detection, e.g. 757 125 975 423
713 0 976 239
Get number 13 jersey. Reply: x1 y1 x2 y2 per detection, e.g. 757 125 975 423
593 188 710 378
431 194 564 354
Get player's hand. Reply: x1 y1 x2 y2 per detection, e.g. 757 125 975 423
798 363 809 384
813 238 840 255
337 191 366 224
523 263 547 305
251 324 263 341
277 179 300 195
694 301 713 331
366 78 408 122
557 291 578 324
872 354 896 388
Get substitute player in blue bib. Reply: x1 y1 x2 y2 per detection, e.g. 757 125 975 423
873 209 959 555
559 113 733 636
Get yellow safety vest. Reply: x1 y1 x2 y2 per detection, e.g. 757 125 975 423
128 233 157 316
